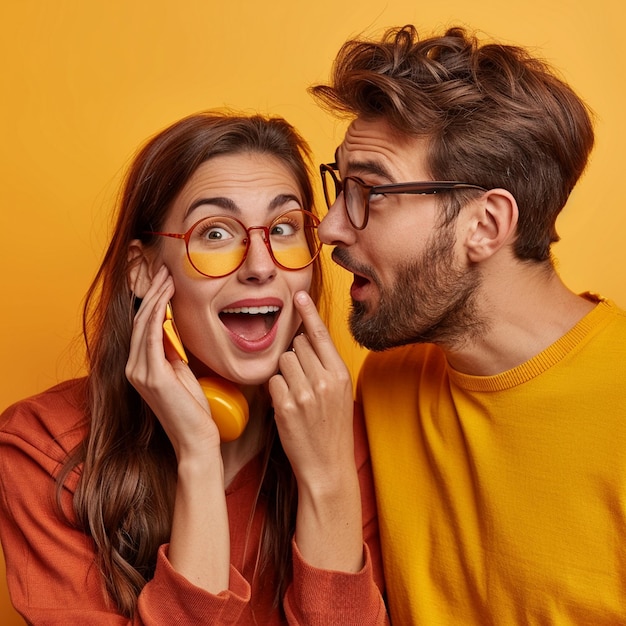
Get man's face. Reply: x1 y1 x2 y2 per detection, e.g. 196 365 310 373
318 117 481 351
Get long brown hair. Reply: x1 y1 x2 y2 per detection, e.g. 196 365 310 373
57 112 322 617
311 25 595 262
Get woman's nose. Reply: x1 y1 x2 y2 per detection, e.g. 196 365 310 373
236 228 277 283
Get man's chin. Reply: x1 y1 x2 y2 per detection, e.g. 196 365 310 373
349 304 390 351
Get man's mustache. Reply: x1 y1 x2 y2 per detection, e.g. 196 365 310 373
331 246 358 274
330 247 379 287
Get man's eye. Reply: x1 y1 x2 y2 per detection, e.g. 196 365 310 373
369 191 386 203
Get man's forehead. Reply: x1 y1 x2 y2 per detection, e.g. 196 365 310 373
336 117 427 175
338 118 396 153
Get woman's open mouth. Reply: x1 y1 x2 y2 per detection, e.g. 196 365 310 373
219 304 281 349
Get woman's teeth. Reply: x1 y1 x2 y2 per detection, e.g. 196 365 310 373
219 305 280 340
221 305 280 315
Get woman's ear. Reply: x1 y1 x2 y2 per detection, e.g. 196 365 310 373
463 189 519 263
127 239 154 298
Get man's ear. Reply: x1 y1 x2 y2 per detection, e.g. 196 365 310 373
127 239 155 298
463 189 519 262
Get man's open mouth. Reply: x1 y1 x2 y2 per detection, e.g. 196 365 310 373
219 305 281 341
331 248 372 289
352 274 370 289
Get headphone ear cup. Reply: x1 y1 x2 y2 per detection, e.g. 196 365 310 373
198 377 249 442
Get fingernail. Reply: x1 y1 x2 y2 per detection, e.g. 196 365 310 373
295 291 308 304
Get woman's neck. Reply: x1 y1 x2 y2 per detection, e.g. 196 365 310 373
220 384 270 488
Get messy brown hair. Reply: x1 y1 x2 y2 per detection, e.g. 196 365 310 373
311 25 595 262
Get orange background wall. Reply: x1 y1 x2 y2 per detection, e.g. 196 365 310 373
1 1 624 623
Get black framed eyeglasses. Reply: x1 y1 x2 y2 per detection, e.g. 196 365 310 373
143 209 322 278
320 163 487 230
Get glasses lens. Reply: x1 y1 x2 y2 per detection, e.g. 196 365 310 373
321 167 339 209
344 178 367 229
269 210 321 270
187 216 247 277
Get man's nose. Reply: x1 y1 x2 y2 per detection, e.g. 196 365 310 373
318 199 357 246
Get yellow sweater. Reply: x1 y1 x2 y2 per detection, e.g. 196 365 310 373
358 295 626 625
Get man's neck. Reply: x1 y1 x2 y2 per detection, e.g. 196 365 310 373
441 262 596 376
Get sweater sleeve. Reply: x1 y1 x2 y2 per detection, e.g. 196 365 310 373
282 405 388 624
0 391 252 625
138 547 250 624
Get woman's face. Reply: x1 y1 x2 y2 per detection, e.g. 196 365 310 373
157 152 314 385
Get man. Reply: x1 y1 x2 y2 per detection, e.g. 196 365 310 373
312 25 626 624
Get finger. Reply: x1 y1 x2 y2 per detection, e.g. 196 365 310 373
132 265 170 321
132 276 172 351
268 372 289 404
292 291 343 369
136 263 172 312
128 270 174 373
147 282 178 363
287 333 322 378
276 348 310 387
130 268 171 364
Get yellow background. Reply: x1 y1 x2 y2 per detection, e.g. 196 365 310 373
1 1 624 623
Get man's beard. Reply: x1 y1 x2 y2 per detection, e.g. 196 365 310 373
335 224 484 352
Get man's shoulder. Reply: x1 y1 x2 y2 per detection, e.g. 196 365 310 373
603 297 626 326
582 293 626 319
579 294 626 351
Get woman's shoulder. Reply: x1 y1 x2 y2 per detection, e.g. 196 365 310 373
0 378 88 462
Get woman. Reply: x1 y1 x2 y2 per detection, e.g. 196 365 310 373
0 112 386 624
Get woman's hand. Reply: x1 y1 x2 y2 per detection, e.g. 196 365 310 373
126 265 230 593
269 291 354 485
269 291 363 572
125 265 222 461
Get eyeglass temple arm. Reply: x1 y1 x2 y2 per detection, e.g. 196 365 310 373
376 182 487 194
142 231 187 239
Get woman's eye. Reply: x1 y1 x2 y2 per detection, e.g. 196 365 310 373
204 227 231 240
270 222 297 237
192 219 239 245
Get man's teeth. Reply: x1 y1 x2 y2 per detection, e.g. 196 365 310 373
221 305 280 315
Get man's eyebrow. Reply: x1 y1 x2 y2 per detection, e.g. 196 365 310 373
345 159 394 182
334 146 393 181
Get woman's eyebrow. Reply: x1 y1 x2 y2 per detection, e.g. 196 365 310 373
185 193 301 221
268 193 302 211
185 196 238 219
